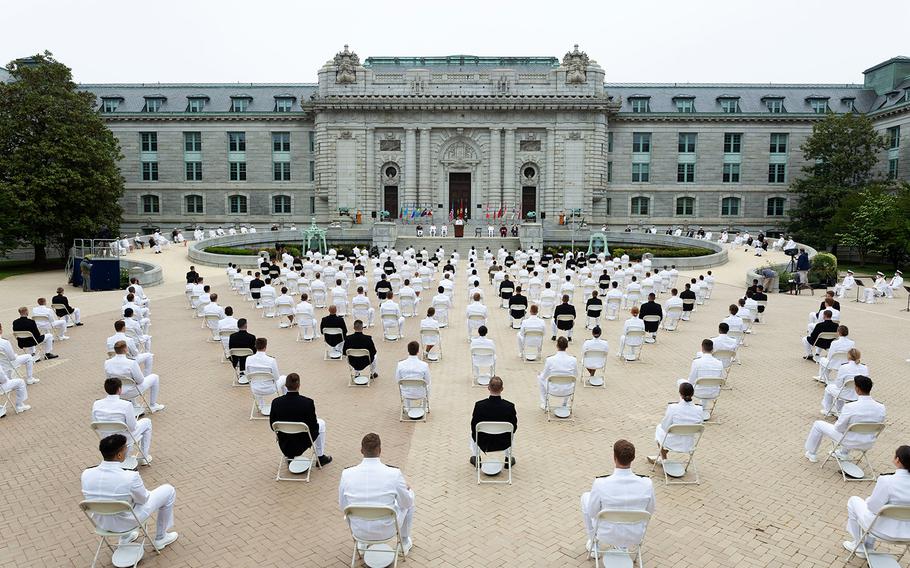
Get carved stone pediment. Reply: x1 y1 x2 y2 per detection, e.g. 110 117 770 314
563 44 589 85
334 45 360 84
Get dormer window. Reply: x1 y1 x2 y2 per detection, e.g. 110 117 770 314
187 97 206 113
718 97 740 113
765 98 785 113
630 97 650 113
101 97 121 113
230 97 251 112
904 89 910 103
275 97 295 112
807 97 829 114
674 97 695 113
143 97 164 112
842 97 856 113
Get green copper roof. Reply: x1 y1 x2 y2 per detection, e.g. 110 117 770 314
364 55 559 68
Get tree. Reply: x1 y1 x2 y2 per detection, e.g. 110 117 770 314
0 52 123 263
832 184 896 265
788 113 887 250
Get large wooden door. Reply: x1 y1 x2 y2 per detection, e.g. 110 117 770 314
384 186 398 218
448 172 471 219
521 186 537 219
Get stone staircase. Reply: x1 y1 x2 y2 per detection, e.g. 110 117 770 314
395 236 521 256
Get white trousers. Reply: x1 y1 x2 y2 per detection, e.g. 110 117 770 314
136 353 154 375
126 374 161 406
254 376 288 411
863 288 882 303
28 334 54 356
846 496 878 547
63 308 81 324
39 319 67 338
311 418 327 456
131 417 153 456
11 353 34 379
551 321 573 338
135 484 176 540
804 420 839 454
618 336 642 360
2 378 28 406
822 384 855 413
802 336 820 357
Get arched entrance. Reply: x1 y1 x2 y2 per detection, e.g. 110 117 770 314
439 135 482 220
380 162 400 218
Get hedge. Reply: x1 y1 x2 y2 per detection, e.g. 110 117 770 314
543 245 714 259
203 246 259 256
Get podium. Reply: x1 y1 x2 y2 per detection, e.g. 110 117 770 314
454 223 464 238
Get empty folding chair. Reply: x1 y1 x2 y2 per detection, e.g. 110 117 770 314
470 346 496 387
510 305 526 329
419 328 442 362
322 328 344 360
693 377 725 422
228 348 253 386
247 371 277 420
545 374 577 421
79 499 159 568
820 422 886 482
90 421 150 471
474 421 514 485
581 346 608 388
585 304 602 330
591 509 652 568
521 329 545 362
652 423 706 485
346 349 373 387
270 421 321 482
381 313 402 341
343 505 405 568
398 378 429 421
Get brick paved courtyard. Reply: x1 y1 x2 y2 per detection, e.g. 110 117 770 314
0 243 907 568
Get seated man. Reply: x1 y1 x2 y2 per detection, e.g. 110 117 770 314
269 372 332 467
319 305 348 359
822 348 869 414
420 307 441 360
803 310 838 360
429 224 437 237
816 325 854 381
722 304 744 334
470 325 497 377
581 326 609 378
649 382 703 464
395 341 431 406
807 296 840 333
352 287 376 327
537 336 577 410
32 298 68 340
294 293 319 338
245 337 288 415
0 322 36 383
680 339 724 414
679 284 696 321
617 306 646 361
13 306 58 359
379 292 405 336
580 440 655 553
275 287 295 327
431 286 452 327
343 320 378 379
107 320 154 375
552 294 577 341
338 433 415 555
202 292 225 323
517 304 547 357
228 319 256 376
585 290 603 329
81 434 178 551
834 270 856 299
499 275 515 305
466 292 488 335
805 375 885 463
440 224 448 237
105 341 164 413
52 287 82 326
863 272 888 303
217 307 239 352
470 376 517 467
508 286 529 321
888 270 904 298
92 377 153 465
708 322 739 356
0 361 30 415
638 293 663 343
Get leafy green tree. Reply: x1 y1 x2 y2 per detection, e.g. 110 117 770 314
833 184 896 265
0 52 123 263
788 113 887 250
879 181 910 267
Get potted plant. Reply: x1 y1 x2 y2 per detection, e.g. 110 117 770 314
526 211 537 222
380 210 390 221
337 207 350 217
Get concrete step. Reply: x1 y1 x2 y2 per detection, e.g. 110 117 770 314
395 236 521 256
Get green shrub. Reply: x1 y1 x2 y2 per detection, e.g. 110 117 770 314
204 246 259 256
542 245 714 259
119 268 130 289
811 252 838 286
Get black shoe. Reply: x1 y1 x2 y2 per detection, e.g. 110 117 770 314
568 337 572 342
504 457 516 469
469 456 477 466
75 322 84 327
551 336 557 341
317 454 333 466
44 353 59 360
804 355 814 361
371 373 378 379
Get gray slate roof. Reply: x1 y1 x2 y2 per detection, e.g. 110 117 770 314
79 83 318 113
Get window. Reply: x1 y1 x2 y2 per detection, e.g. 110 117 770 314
722 163 741 183
273 195 291 214
677 163 695 183
607 132 613 153
809 98 829 114
632 133 651 153
675 98 695 113
185 194 204 214
228 195 247 214
141 194 159 214
604 198 612 216
678 133 697 153
843 98 856 113
766 99 785 113
308 131 316 153
187 98 205 112
721 196 741 216
768 163 786 183
889 158 900 180
231 98 249 112
607 161 613 183
185 162 202 181
720 98 740 113
887 126 901 149
141 161 158 181
309 160 315 182
101 98 119 113
184 131 201 152
769 133 788 154
630 98 650 113
143 98 162 112
228 132 246 152
676 196 695 216
766 197 785 216
309 196 316 214
275 98 294 112
272 132 291 152
273 162 291 181
229 161 247 181
631 163 650 182
723 133 742 153
630 196 650 215
140 132 157 152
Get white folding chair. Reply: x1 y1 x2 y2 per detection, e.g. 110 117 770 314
521 329 545 362
351 304 372 326
346 349 373 387
228 348 253 386
32 313 62 341
312 288 327 308
276 304 295 328
400 294 417 317
296 316 317 342
663 306 682 330
89 421 150 471
591 509 651 568
114 375 150 418
694 377 725 422
555 314 575 341
642 315 661 341
186 290 196 309
419 328 442 361
605 297 622 320
713 349 736 386
218 329 236 360
432 302 449 327
247 371 277 420
333 298 348 317
624 291 640 309
653 423 706 485
509 305 527 329
825 377 857 418
581 347 608 388
821 422 886 482
474 421 514 485
681 298 695 317
728 328 745 349
343 505 404 568
844 504 910 566
195 299 209 319
203 314 221 338
470 346 496 387
620 329 646 362
13 330 45 360
270 421 321 482
585 305 602 329
545 374 576 421
539 296 556 319
0 350 26 380
398 378 429 421
381 313 401 341
817 350 849 384
812 331 840 360
467 314 486 340
52 304 75 327
79 499 159 568
322 328 344 360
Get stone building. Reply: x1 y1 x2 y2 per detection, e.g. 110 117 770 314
77 47 909 234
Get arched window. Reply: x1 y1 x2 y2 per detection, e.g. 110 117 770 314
141 194 159 214
766 197 785 216
721 196 741 216
630 196 650 216
273 195 291 214
675 196 695 216
228 194 248 214
185 195 203 214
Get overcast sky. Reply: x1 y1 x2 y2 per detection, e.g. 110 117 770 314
4 0 907 85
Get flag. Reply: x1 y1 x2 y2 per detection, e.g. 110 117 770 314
497 202 504 219
427 209 432 217
449 208 454 222
411 207 418 219
400 206 405 219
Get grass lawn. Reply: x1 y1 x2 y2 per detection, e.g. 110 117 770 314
836 261 902 277
0 259 66 281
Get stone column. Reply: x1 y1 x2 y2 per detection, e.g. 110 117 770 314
404 128 417 207
546 128 557 218
365 128 375 213
503 128 516 217
419 128 431 209
488 128 501 212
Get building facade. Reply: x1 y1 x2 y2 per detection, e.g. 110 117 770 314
79 47 910 233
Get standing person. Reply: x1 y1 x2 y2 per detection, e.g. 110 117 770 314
80 256 93 292
796 248 811 287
